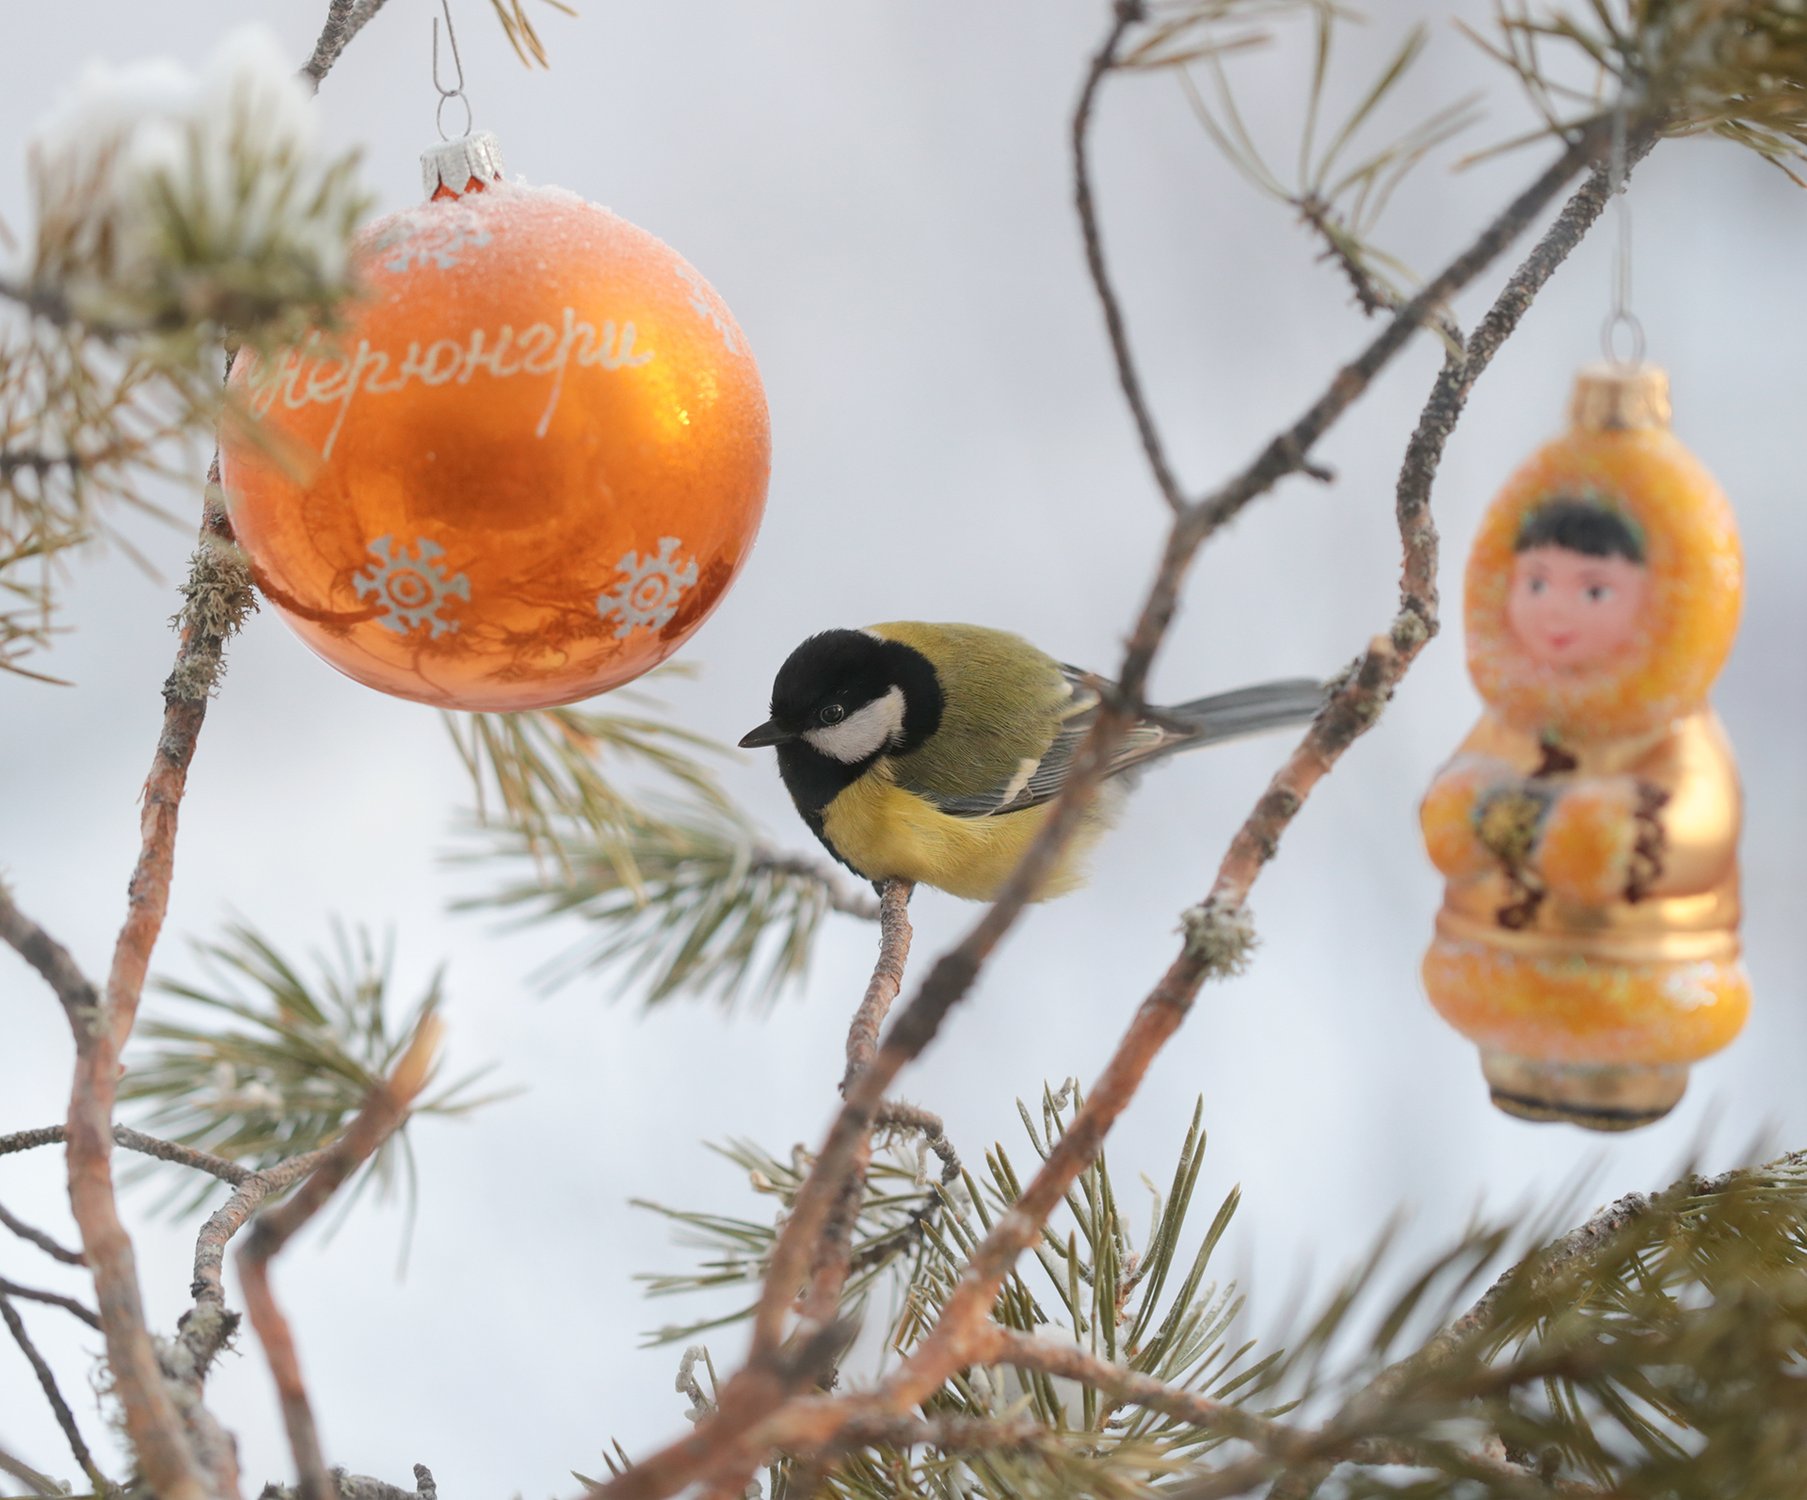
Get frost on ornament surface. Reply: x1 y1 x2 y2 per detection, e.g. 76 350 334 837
26 24 367 334
219 162 771 711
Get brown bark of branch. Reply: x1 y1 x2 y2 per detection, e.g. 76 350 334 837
798 879 913 1351
838 880 915 1095
180 1149 331 1385
238 1023 440 1500
0 1123 252 1184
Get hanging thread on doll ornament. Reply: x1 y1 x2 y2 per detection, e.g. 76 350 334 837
1601 101 1647 368
217 1 772 710
432 0 474 142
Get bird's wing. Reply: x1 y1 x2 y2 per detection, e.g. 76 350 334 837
899 664 1177 818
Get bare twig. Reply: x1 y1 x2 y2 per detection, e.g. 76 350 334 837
799 880 914 1343
0 1203 83 1267
301 0 394 94
258 1463 439 1500
753 851 881 921
0 1291 110 1493
0 1278 101 1331
238 1021 441 1500
838 880 915 1094
0 1123 252 1185
1074 0 1187 512
0 884 100 1021
982 1325 1293 1451
0 1440 61 1498
179 1148 331 1384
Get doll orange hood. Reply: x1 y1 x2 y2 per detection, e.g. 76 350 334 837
1464 365 1742 745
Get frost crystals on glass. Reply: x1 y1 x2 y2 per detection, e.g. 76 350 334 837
675 263 739 354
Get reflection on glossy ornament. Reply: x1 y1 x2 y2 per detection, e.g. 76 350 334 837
219 133 770 710
1419 363 1746 1132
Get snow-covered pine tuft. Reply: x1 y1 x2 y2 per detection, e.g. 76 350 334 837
26 25 370 336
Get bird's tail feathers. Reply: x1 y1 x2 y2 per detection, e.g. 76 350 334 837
1162 678 1325 746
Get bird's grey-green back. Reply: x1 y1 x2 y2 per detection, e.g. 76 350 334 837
867 622 1073 805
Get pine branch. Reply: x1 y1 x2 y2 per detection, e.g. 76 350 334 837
1482 1 1807 179
445 698 729 878
458 805 875 1008
120 918 502 1215
1176 10 1481 319
488 0 579 68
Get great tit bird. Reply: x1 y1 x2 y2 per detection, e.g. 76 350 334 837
739 622 1325 900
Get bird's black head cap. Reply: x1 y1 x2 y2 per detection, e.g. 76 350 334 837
739 630 945 822
748 629 943 750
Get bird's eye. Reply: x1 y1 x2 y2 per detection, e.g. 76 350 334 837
818 704 846 725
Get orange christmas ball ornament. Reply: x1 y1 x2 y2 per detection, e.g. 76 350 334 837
219 134 770 710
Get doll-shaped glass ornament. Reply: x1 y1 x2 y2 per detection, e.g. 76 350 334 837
1419 363 1746 1131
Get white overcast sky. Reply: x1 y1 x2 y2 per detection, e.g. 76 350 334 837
3 3 1805 1496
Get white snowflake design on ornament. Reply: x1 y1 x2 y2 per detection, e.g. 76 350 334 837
378 204 493 273
353 536 471 638
674 263 739 354
595 537 699 639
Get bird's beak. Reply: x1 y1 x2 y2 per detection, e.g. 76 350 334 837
738 719 795 749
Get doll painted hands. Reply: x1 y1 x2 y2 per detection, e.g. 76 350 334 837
1420 364 1746 1131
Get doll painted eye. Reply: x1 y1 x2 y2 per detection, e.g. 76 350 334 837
1526 576 1547 595
818 703 846 725
1585 584 1613 602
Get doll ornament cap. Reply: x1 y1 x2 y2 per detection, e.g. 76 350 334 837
1568 361 1671 433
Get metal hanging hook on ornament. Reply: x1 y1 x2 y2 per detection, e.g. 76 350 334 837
432 0 474 141
1600 95 1647 368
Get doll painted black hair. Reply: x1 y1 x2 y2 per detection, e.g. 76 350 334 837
1514 494 1646 564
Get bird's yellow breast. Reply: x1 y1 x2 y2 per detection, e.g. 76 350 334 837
820 765 1114 902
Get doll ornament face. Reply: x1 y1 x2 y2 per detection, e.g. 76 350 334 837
1507 533 1649 672
1418 365 1748 1132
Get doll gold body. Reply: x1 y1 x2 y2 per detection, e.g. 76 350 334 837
740 621 1325 902
1420 365 1746 1131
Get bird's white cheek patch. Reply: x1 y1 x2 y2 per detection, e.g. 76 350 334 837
804 686 907 763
